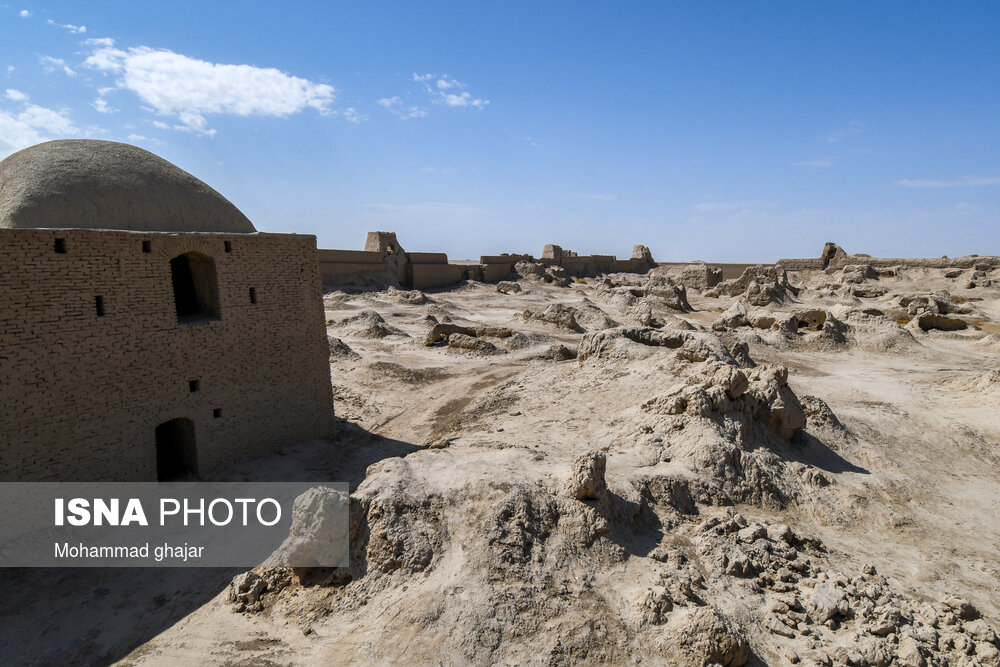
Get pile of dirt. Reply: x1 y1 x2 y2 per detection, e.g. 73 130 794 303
329 309 409 339
715 265 801 306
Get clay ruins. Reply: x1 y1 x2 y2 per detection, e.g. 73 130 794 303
2 139 1000 666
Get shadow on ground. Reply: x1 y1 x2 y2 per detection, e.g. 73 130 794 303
0 419 422 667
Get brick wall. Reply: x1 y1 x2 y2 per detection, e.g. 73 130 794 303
0 229 335 481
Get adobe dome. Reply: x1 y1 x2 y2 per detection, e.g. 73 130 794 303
0 140 256 233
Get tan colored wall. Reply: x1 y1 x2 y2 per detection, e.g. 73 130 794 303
411 263 467 289
408 252 449 264
823 255 999 271
650 261 752 280
0 228 334 482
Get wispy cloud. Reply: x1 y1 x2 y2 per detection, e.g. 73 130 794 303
19 10 31 18
376 95 428 119
84 39 336 136
413 72 489 110
895 176 1000 188
0 91 79 157
92 97 115 113
340 107 367 124
827 121 864 143
586 193 616 201
694 200 779 213
39 55 76 77
792 159 832 168
46 19 86 34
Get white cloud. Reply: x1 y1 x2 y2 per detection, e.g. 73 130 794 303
694 200 779 213
5 66 14 75
0 94 79 157
525 136 538 147
19 10 31 18
93 97 115 113
46 19 86 33
84 40 336 135
377 95 427 119
442 91 488 109
126 133 146 141
827 121 864 143
413 72 489 110
586 194 616 201
792 159 832 168
895 176 1000 188
39 55 77 77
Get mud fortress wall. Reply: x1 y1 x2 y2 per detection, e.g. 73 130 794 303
0 229 335 481
319 233 658 287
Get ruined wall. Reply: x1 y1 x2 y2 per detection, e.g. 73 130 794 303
0 229 335 481
318 249 395 284
654 261 753 280
823 255 1000 271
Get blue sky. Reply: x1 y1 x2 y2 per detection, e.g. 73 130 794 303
2 2 998 261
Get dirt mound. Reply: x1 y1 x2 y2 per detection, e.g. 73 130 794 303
523 303 583 331
975 333 1000 353
329 309 408 339
716 265 800 306
328 336 360 360
573 299 620 330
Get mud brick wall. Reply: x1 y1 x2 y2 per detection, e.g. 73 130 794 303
0 229 335 481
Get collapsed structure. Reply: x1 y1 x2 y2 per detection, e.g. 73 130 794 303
0 140 334 482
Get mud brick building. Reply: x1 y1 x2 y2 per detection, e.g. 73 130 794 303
0 140 334 481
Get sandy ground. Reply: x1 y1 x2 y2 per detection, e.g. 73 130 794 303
3 262 999 666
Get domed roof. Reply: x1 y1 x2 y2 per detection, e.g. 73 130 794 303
0 140 256 233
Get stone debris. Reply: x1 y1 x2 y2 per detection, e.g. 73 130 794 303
496 281 522 294
567 450 607 501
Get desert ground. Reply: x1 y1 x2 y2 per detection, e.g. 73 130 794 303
6 258 1000 666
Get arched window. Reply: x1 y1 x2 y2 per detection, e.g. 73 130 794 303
155 417 198 481
170 252 219 323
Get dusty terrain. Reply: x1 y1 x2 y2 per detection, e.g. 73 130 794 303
7 258 1000 665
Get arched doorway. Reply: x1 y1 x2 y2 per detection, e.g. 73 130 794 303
155 418 198 481
170 252 219 323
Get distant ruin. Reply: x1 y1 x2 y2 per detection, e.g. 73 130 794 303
0 140 335 482
319 233 658 288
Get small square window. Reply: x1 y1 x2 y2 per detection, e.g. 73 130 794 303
249 287 257 304
54 238 66 254
189 380 200 393
142 240 151 253
213 408 222 419
224 241 232 253
95 296 105 317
